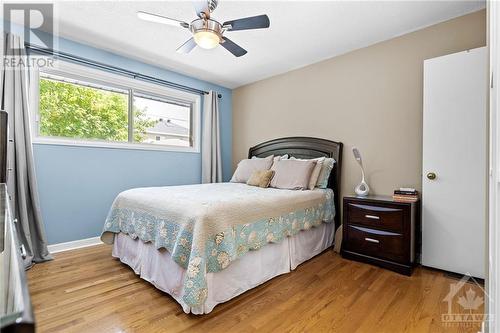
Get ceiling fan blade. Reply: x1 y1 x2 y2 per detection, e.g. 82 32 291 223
176 38 197 54
220 37 247 57
137 11 189 28
192 0 211 18
223 15 270 31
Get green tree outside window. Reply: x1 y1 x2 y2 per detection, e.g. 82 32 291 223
39 79 156 142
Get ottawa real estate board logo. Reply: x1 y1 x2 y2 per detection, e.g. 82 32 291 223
441 272 491 328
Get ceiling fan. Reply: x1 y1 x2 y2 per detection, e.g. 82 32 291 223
137 0 270 57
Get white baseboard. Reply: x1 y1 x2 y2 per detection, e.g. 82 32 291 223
48 236 103 254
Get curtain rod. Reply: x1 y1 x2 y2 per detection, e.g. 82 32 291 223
25 43 222 98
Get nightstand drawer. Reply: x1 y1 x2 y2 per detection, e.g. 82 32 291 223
345 225 405 262
347 202 404 231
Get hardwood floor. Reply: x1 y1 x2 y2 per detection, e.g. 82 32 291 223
27 245 485 333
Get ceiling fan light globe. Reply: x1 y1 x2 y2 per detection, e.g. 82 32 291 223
194 31 220 49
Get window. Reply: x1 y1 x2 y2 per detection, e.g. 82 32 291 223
33 61 201 152
39 75 129 143
133 94 192 147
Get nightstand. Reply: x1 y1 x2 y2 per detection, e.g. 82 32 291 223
341 195 419 275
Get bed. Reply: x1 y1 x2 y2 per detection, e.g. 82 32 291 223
101 137 343 314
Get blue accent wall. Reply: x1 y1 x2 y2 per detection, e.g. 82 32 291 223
6 22 232 244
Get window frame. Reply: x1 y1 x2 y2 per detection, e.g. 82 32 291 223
31 61 201 153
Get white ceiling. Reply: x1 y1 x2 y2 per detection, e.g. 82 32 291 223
16 1 486 88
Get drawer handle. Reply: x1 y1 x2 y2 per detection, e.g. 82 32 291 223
365 215 380 220
365 237 380 244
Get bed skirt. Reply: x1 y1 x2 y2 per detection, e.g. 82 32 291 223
112 222 335 314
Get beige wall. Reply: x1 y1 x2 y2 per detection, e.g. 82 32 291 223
233 10 486 198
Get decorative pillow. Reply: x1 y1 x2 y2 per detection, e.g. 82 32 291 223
231 155 274 183
290 156 325 190
316 158 335 188
246 170 275 188
270 159 316 190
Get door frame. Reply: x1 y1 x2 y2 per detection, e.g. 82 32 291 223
488 1 499 332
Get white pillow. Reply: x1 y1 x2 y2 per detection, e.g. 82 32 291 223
253 154 288 164
291 157 335 188
270 159 316 190
231 155 274 183
290 157 325 190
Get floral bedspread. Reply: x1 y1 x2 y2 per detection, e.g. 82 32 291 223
101 183 334 308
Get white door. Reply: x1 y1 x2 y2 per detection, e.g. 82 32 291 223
422 47 487 278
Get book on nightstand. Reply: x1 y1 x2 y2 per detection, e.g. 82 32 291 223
393 188 419 202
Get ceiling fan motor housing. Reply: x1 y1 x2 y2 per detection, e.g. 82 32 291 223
190 18 223 40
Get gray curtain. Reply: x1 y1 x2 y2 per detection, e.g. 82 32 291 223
1 32 52 268
201 91 222 183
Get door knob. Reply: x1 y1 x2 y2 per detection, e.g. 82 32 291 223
427 172 437 180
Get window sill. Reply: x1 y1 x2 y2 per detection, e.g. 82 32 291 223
32 137 200 153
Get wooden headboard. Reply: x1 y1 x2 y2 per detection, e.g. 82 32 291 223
248 137 343 231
